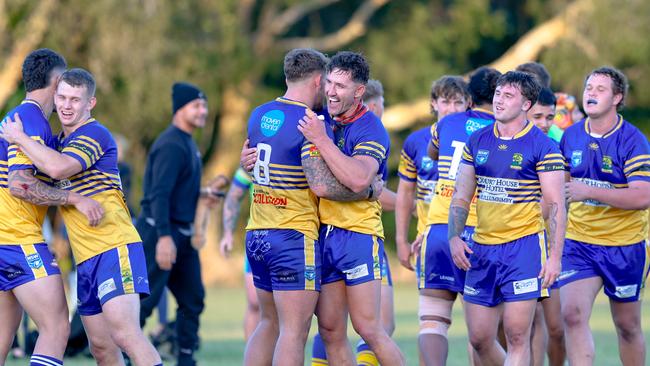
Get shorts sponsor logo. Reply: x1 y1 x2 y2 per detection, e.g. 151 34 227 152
260 110 285 137
25 253 43 269
1 265 24 280
464 285 479 296
98 278 117 300
246 230 271 261
276 271 298 283
558 269 579 281
305 265 316 282
344 264 369 280
440 275 455 282
476 150 489 165
121 268 133 287
615 284 638 299
571 150 582 167
513 278 538 295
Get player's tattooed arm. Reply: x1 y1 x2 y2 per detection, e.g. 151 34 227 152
223 184 246 233
547 202 559 255
447 164 476 240
303 156 378 201
8 169 70 205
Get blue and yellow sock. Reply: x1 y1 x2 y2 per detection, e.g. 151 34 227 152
311 333 328 365
30 354 63 366
356 339 379 366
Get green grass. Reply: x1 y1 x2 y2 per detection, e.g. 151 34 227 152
7 285 649 365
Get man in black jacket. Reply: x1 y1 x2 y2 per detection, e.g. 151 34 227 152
137 82 214 366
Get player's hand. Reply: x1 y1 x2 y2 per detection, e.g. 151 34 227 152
240 139 257 172
450 235 473 271
298 108 328 146
191 234 206 250
539 256 561 289
219 232 234 258
368 175 384 201
201 174 229 208
0 113 27 144
410 234 423 258
69 193 104 227
565 179 591 203
396 237 414 271
156 236 177 270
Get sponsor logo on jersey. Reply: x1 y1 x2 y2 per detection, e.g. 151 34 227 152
571 150 582 167
421 156 434 171
513 277 538 295
465 118 492 136
498 144 508 151
253 189 288 207
476 150 489 165
260 110 285 137
510 153 523 170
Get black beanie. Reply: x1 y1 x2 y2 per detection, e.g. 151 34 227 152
172 82 206 114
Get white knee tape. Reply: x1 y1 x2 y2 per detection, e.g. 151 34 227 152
418 295 453 338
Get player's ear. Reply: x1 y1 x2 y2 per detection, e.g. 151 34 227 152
612 93 623 108
355 83 366 99
88 96 97 111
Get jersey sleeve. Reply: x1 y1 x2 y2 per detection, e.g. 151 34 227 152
535 134 566 173
622 130 650 183
300 119 334 161
351 122 389 166
431 121 441 149
398 133 418 182
7 109 50 172
61 125 108 170
232 167 253 190
460 134 476 166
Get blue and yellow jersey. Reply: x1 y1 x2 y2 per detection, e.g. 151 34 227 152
0 100 53 245
318 110 390 238
462 122 565 244
56 118 140 263
426 108 494 227
246 97 320 240
560 116 650 246
398 125 438 235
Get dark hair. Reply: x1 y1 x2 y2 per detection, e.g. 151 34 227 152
516 62 551 88
60 68 96 97
496 71 541 107
326 51 369 84
468 67 501 106
22 48 67 92
536 87 556 107
585 66 628 111
363 79 384 101
283 48 328 82
430 75 470 101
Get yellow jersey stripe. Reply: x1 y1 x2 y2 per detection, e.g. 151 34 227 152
77 135 105 156
63 146 93 167
625 154 650 166
304 236 315 291
356 140 387 153
372 237 381 280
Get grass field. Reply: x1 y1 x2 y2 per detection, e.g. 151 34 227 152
6 284 649 365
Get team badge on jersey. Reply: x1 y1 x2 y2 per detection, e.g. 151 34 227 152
421 156 434 171
25 253 43 269
476 150 489 165
571 150 583 167
510 153 523 170
602 155 613 173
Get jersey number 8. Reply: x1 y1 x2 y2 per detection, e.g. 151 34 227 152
253 143 272 185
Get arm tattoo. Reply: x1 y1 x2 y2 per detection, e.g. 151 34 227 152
547 202 558 255
303 156 369 201
8 170 69 206
223 189 244 232
448 204 469 240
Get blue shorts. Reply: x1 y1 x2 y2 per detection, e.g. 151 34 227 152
464 232 549 307
418 224 474 293
560 239 650 302
243 255 252 275
320 225 384 286
245 229 320 292
381 250 392 287
0 244 60 291
77 243 150 316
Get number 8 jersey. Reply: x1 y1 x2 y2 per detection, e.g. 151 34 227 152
425 108 494 227
246 97 321 241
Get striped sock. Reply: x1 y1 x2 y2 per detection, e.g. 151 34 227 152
356 339 379 366
311 333 328 365
30 354 63 366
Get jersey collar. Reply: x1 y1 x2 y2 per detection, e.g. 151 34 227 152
493 120 533 140
584 114 622 138
275 97 308 108
21 99 46 119
473 107 494 116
